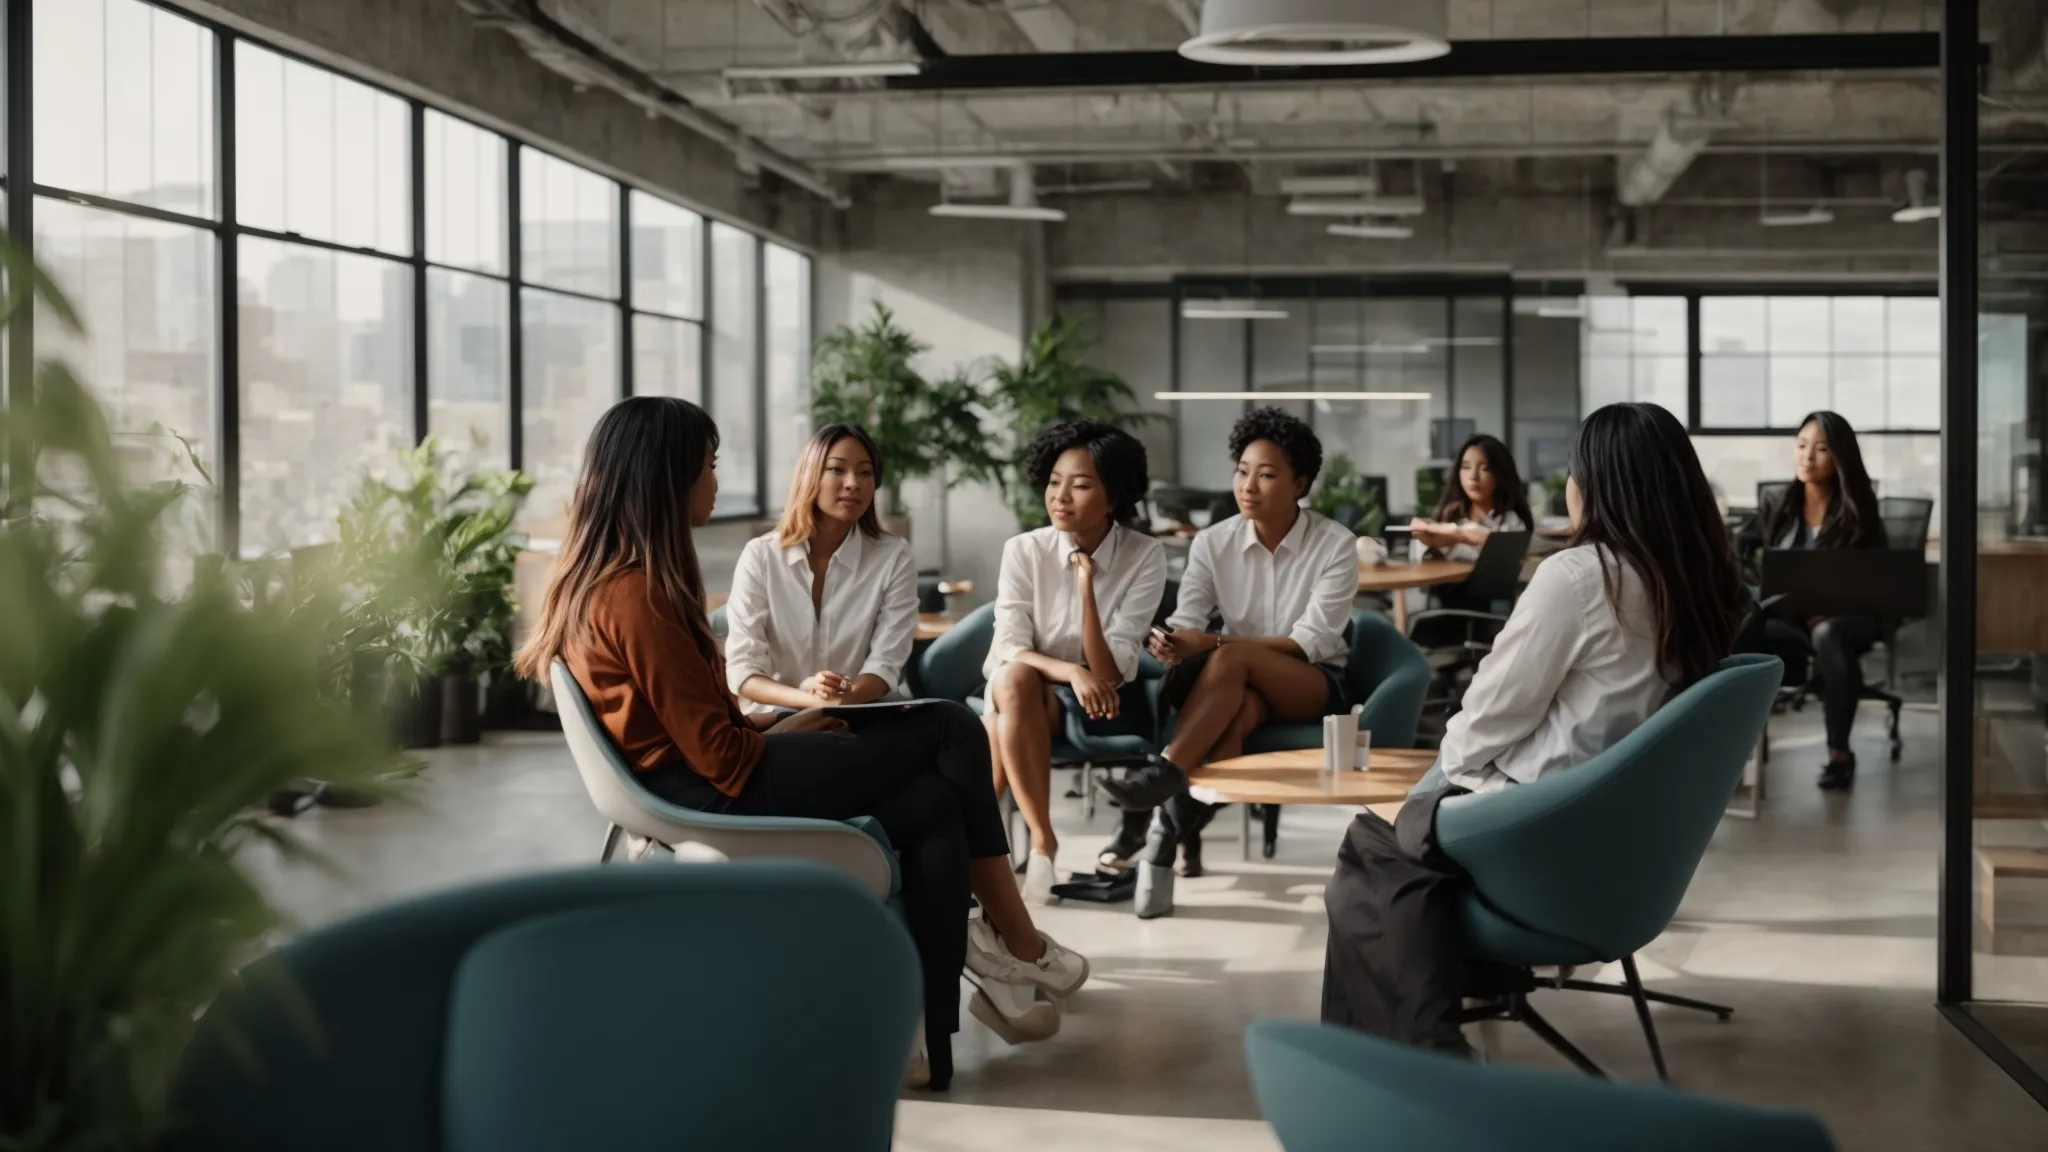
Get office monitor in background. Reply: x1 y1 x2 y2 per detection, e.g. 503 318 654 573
1759 549 1929 621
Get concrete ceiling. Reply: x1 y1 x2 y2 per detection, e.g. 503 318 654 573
484 0 2046 243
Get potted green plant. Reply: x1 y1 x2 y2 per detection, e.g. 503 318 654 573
332 441 532 748
1414 465 1447 520
1310 453 1385 536
435 466 533 745
810 303 1004 534
984 315 1158 530
1545 470 1570 517
0 241 398 1150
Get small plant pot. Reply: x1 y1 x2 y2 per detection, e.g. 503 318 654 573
441 673 482 745
395 674 444 750
481 674 531 730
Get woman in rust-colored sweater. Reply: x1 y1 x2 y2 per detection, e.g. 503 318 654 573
516 396 1086 1092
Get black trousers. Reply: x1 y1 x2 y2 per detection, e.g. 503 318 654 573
1766 615 1880 752
640 701 1008 1066
1321 792 1475 1058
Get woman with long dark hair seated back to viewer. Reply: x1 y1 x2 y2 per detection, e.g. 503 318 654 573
1757 410 1888 791
515 397 1088 1092
724 424 918 714
984 418 1166 904
1322 402 1745 1054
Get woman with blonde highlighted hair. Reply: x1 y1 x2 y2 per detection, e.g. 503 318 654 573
725 424 919 713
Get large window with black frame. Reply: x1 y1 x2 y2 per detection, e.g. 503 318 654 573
20 0 807 557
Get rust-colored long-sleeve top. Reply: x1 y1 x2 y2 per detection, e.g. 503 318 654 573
562 569 765 797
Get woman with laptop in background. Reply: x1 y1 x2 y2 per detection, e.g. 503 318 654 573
1757 410 1888 791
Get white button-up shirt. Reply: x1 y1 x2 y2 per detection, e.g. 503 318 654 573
984 523 1168 686
1168 510 1358 672
723 528 919 715
1438 545 1672 794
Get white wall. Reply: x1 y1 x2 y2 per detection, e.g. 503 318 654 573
813 207 1032 603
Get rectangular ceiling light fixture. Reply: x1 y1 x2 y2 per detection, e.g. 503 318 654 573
1287 196 1427 218
1326 221 1416 240
1181 299 1291 321
1155 391 1432 402
1310 342 1431 356
723 60 923 80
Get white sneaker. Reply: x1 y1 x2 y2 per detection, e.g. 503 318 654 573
904 1026 931 1090
1022 853 1059 905
966 974 1062 1044
966 917 1090 999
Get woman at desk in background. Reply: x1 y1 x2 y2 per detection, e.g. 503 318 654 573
1758 410 1887 792
1100 408 1359 883
1408 433 1533 563
724 424 918 713
984 418 1167 904
1322 402 1743 1052
521 398 1088 1090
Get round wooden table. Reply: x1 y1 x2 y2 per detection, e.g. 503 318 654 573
1189 747 1438 860
1356 560 1474 633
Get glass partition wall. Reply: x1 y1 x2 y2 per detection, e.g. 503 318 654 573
1949 0 2048 1099
11 0 813 558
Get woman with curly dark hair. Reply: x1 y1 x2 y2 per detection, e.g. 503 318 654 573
1098 408 1359 906
984 418 1166 903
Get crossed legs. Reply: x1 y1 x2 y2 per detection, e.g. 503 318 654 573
1166 643 1331 769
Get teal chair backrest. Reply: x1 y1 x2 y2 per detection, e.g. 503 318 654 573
1246 1020 1836 1152
1434 654 1783 960
167 864 919 1152
914 601 996 703
1345 609 1430 749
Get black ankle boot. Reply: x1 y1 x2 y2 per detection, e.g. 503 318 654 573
1098 807 1151 873
1818 753 1857 791
1177 830 1204 878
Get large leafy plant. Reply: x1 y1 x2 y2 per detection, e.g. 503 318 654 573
985 315 1156 530
0 241 398 1150
331 439 532 680
810 303 1003 516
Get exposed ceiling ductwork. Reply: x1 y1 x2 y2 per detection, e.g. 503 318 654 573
457 0 849 205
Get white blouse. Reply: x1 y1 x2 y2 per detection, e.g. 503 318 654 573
1167 510 1358 672
985 523 1168 686
722 529 919 715
1411 507 1530 563
1437 545 1671 795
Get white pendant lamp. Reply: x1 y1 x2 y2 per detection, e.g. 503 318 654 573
1179 0 1450 66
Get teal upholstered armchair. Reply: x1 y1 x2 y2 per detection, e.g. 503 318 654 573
1419 654 1783 1080
1246 1020 1836 1152
165 863 921 1152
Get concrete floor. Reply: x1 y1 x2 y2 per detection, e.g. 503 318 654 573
256 704 2048 1151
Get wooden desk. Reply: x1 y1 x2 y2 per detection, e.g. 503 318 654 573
1922 539 2048 651
1191 747 1438 861
1357 561 1474 633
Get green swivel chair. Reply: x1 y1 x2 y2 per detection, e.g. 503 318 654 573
1246 1020 1836 1152
165 863 921 1152
1415 654 1784 1081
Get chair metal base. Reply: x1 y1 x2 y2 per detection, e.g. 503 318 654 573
1461 955 1732 1083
